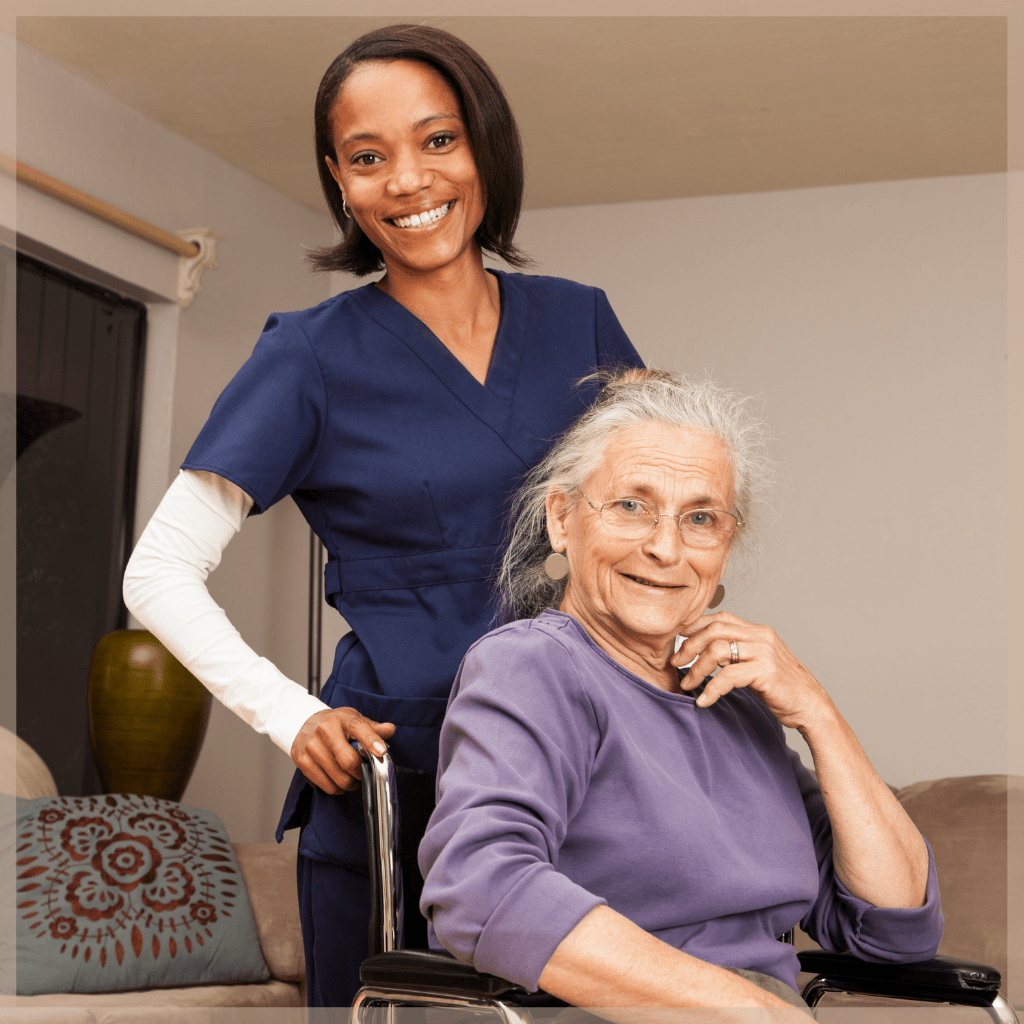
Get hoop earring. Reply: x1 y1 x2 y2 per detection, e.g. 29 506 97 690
708 584 725 609
543 552 569 581
341 196 351 219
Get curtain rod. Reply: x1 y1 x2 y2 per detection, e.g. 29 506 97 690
0 154 200 259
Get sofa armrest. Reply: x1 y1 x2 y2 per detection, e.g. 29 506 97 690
233 842 304 984
0 725 59 798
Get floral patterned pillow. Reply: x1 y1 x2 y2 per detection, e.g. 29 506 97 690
15 794 270 995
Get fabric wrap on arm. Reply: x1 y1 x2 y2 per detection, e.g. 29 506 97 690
419 623 607 991
182 312 327 515
123 470 329 755
791 749 944 962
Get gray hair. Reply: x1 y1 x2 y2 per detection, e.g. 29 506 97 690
496 367 773 622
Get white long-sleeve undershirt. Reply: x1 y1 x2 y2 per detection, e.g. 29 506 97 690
123 469 329 756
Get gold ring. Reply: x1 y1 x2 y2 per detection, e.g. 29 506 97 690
729 640 740 664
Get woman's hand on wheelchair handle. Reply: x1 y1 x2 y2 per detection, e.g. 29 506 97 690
290 707 396 794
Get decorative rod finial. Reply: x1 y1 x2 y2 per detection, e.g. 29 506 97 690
176 227 223 308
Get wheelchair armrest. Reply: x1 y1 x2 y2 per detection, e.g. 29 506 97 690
798 951 1003 1007
360 948 529 999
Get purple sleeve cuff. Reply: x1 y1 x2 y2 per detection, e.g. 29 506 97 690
824 840 944 962
472 866 606 991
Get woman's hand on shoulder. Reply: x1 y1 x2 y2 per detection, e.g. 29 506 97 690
290 708 396 794
672 611 834 732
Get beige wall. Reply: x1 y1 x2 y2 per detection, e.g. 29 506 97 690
12 42 335 842
512 173 1010 786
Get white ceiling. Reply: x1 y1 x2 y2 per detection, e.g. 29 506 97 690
17 16 1007 213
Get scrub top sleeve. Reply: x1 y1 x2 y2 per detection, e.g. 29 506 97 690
594 288 644 369
182 313 327 514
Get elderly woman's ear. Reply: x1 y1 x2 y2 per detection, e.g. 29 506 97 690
544 487 573 554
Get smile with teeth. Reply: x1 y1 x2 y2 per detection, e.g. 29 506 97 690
624 573 682 589
389 201 454 229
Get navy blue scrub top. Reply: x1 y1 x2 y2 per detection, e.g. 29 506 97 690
183 270 642 859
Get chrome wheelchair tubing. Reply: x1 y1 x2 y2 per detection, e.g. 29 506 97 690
351 985 535 1024
797 977 829 1009
989 994 1020 1024
802 978 1019 1023
355 742 404 955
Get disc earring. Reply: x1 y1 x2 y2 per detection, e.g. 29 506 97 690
543 552 569 581
708 584 725 609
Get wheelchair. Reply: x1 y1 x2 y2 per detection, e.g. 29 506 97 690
349 746 1018 1024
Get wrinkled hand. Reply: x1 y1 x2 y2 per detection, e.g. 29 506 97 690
672 611 832 732
290 707 396 794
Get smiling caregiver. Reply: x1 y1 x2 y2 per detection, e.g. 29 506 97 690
122 25 642 1008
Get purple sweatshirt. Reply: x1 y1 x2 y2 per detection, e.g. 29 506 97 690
419 610 943 993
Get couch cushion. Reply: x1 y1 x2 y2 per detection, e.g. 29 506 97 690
895 774 1015 982
15 794 270 996
15 977 303 1009
2 1010 97 1024
232 843 303 983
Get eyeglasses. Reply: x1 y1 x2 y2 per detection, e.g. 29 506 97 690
578 492 743 549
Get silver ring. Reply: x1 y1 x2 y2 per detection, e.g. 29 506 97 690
729 640 740 664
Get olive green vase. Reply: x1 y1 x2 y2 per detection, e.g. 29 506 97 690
88 630 212 800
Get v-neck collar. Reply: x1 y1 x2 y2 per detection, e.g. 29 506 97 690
353 268 521 400
350 270 545 469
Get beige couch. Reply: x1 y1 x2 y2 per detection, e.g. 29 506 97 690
1 726 306 1022
796 772 1021 1011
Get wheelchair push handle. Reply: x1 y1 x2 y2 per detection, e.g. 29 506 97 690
353 741 405 955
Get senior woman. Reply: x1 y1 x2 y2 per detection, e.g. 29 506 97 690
418 368 943 1013
123 24 641 1006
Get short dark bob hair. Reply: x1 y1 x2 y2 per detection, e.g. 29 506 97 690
308 24 529 276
